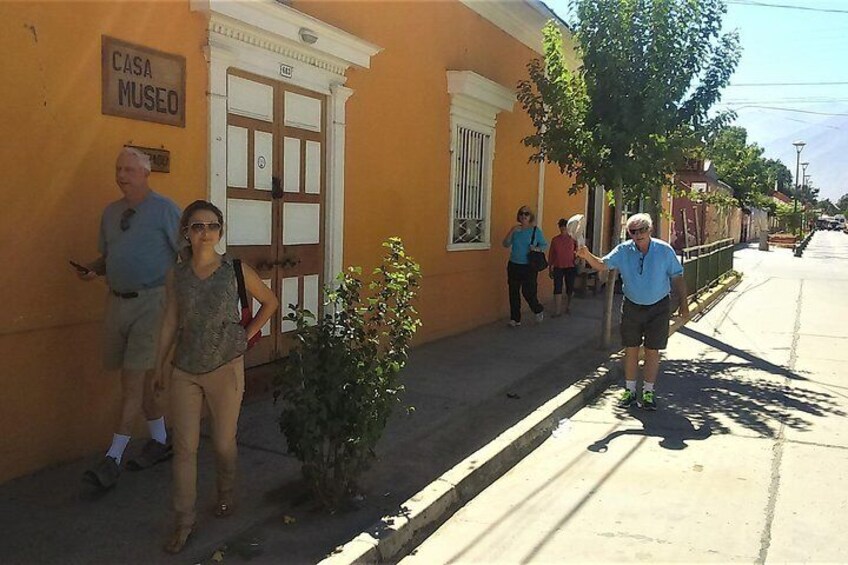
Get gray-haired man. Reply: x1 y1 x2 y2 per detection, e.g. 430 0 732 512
74 148 181 488
577 213 689 410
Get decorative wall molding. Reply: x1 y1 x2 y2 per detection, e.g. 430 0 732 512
458 0 568 55
193 0 381 72
447 70 514 129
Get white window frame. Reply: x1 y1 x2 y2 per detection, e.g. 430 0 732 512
446 71 514 251
449 120 494 250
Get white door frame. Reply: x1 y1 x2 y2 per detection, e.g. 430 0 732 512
193 0 380 280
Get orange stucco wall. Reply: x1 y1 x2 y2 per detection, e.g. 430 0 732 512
0 0 585 483
295 1 583 342
0 2 208 482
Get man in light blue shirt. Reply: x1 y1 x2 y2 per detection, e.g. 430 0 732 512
577 213 689 410
74 148 181 489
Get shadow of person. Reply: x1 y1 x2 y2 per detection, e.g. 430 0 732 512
588 406 711 453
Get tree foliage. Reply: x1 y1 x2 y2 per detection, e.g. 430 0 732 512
703 125 795 206
275 238 422 509
838 193 848 214
818 198 838 216
517 0 741 215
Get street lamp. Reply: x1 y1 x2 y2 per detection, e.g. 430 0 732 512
800 161 810 235
792 141 806 237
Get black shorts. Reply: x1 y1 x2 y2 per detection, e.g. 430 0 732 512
552 267 576 296
620 296 671 350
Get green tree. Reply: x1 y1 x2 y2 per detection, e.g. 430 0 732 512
518 0 740 346
704 126 767 204
838 193 848 213
797 181 819 206
275 238 422 509
819 198 838 216
763 158 794 196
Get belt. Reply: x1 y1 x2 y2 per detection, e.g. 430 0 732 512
111 290 139 299
625 296 669 309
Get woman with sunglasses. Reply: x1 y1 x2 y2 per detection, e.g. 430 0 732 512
502 205 547 327
154 200 278 553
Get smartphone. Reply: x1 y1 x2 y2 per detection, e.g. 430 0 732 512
69 260 91 274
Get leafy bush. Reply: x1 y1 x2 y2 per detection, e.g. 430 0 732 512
274 238 422 509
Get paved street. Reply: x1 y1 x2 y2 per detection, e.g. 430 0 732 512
403 231 848 563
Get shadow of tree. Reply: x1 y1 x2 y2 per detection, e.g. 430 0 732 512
678 326 808 381
588 357 845 452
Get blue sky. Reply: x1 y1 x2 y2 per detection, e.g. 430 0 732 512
544 0 848 203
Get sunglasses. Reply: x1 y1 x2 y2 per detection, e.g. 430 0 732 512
188 222 222 233
519 211 531 217
628 226 649 235
120 208 136 232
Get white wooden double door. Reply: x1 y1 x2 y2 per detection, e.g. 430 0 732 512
225 70 326 369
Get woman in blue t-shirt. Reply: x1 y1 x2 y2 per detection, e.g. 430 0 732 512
502 205 547 327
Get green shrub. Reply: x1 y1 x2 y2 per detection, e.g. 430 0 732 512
274 238 422 509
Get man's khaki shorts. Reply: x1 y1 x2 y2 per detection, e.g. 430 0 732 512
102 287 166 372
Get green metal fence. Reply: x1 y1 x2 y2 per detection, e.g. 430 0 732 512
680 239 734 297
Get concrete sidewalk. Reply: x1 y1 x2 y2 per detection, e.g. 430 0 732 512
0 292 618 564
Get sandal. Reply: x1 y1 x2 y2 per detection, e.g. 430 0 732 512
164 523 195 554
214 502 234 518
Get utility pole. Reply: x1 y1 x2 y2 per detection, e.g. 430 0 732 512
792 140 806 238
800 161 809 236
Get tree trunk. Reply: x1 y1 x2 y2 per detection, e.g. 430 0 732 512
601 175 623 349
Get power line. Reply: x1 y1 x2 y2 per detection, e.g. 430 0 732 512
728 0 848 15
728 81 848 87
729 105 848 116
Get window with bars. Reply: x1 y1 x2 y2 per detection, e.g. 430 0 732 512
451 125 491 245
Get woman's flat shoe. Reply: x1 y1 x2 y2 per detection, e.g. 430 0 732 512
214 502 233 518
164 523 194 554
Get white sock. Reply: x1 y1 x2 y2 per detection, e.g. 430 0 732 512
625 380 637 393
147 417 167 444
644 382 655 393
106 434 131 463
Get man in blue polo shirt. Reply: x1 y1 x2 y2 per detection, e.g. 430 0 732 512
74 147 181 489
577 213 689 410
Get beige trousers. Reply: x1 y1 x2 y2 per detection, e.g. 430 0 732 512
170 357 245 527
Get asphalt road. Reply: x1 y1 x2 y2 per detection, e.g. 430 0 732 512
402 231 848 563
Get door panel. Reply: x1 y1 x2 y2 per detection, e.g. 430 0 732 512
282 203 321 245
284 92 322 131
226 199 273 246
253 131 274 191
305 141 321 194
228 75 274 122
283 137 301 193
227 126 249 188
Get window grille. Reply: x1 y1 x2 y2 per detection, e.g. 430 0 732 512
452 126 490 244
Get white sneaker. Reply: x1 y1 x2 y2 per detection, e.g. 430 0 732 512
535 311 544 323
508 320 521 328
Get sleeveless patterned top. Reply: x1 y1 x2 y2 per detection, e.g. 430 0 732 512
172 256 247 374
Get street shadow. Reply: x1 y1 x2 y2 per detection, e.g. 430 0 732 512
588 406 712 451
587 357 845 454
677 326 808 381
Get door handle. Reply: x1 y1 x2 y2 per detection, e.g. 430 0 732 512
278 255 301 269
272 176 283 199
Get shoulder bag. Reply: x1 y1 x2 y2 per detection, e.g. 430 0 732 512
528 227 548 272
233 259 261 350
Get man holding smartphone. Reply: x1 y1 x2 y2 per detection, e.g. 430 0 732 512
576 213 689 411
74 147 181 489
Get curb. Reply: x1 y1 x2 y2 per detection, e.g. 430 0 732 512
320 354 621 565
321 273 741 565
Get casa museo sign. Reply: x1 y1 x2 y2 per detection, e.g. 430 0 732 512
101 36 186 127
